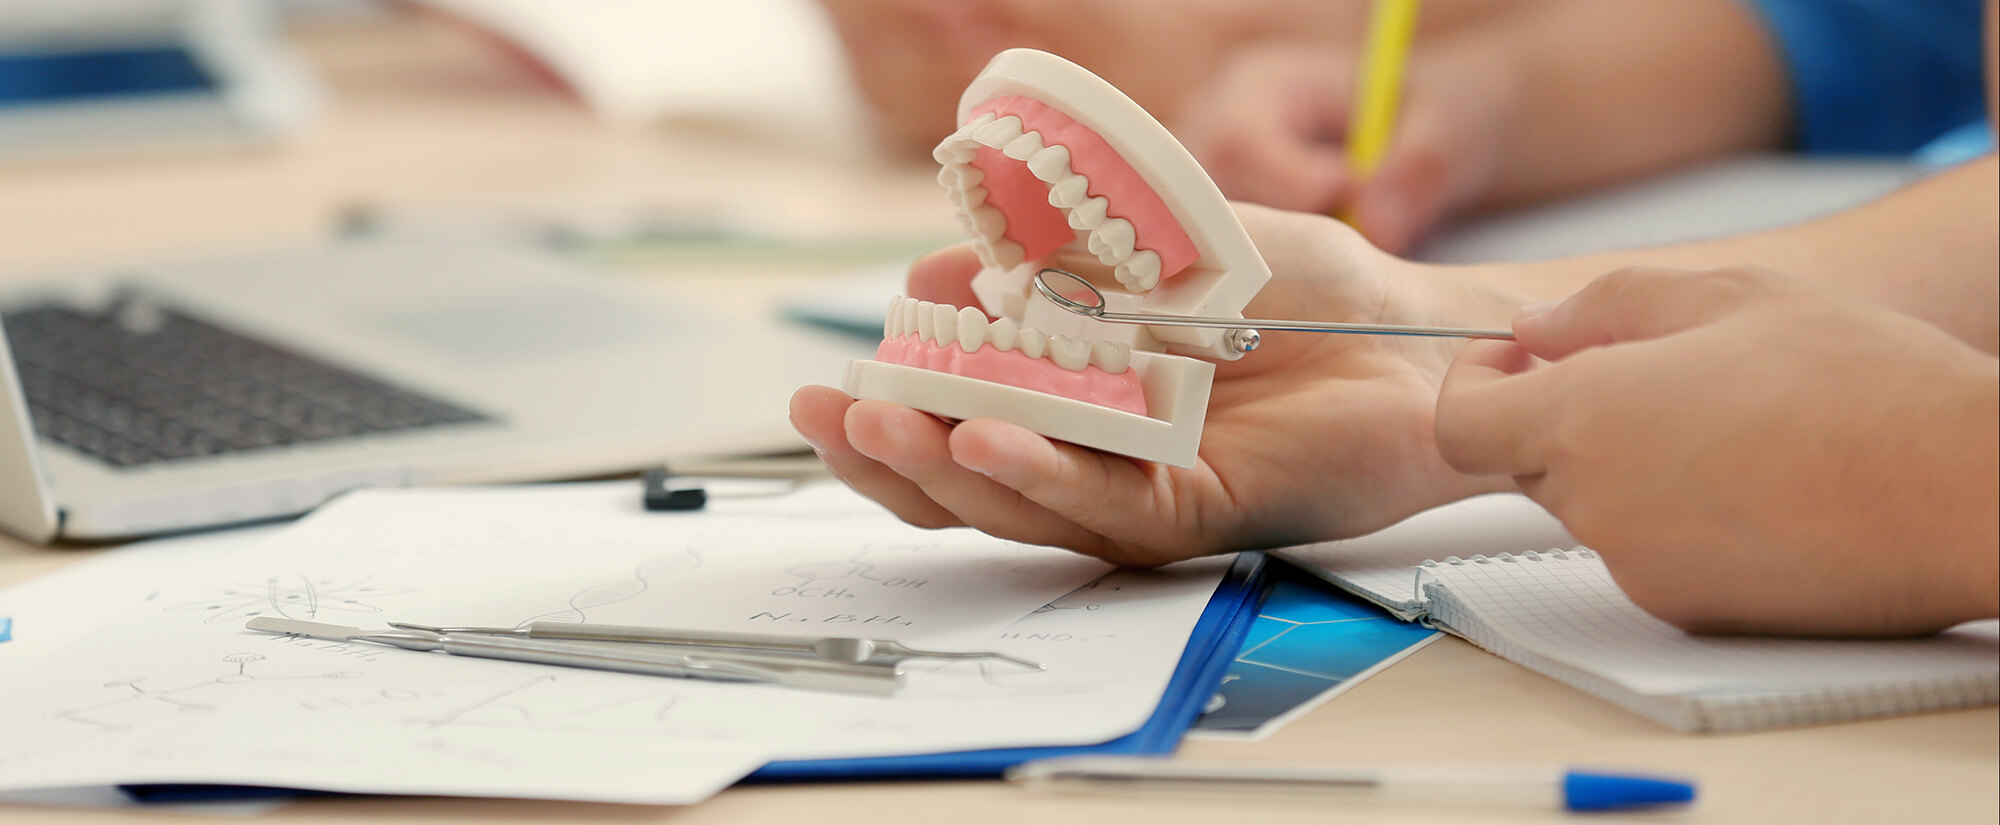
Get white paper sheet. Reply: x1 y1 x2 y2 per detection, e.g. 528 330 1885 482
0 526 279 667
235 482 1113 648
751 555 1231 762
0 528 290 814
0 482 1231 804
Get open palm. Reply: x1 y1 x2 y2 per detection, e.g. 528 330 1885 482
791 204 1525 565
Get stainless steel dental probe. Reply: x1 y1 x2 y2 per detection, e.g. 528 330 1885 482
389 620 1045 671
245 618 904 696
1034 268 1515 354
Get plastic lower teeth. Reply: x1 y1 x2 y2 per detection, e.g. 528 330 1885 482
885 297 1129 374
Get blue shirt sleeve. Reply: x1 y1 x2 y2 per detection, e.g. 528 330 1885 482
1740 0 1989 155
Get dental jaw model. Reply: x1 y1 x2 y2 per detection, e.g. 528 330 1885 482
843 49 1270 469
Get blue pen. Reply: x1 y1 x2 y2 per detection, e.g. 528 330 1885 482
1007 756 1696 813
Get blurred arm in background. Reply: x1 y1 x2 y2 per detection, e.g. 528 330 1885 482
823 0 1990 255
815 0 1522 157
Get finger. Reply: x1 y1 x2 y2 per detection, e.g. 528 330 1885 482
843 402 1116 552
1265 63 1355 213
818 1 965 155
1235 115 1350 214
1515 266 1778 361
1349 107 1460 255
790 388 962 529
1192 83 1348 213
948 418 1195 566
1232 84 1350 213
1432 339 1567 477
904 243 983 308
1260 146 1349 215
789 384 857 461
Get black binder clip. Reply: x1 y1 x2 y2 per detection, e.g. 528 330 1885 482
641 466 707 512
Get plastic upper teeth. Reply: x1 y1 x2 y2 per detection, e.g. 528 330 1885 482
884 296 1131 373
934 113 1163 292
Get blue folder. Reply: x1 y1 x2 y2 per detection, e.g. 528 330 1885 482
748 551 1271 781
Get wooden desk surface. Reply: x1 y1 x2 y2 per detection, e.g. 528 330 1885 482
1 13 1993 825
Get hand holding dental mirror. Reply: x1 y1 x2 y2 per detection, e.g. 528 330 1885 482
1034 268 1514 353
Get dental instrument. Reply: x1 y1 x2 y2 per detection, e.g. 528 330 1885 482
245 617 905 696
386 620 1045 670
1033 268 1514 351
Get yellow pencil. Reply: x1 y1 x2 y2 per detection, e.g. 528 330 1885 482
1338 0 1422 228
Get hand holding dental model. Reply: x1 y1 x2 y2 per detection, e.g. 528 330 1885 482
794 49 1527 565
794 228 2000 633
794 205 1527 565
838 49 1505 471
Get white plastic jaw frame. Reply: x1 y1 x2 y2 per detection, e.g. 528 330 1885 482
842 48 1272 468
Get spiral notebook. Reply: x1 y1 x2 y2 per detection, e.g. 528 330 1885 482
1276 495 2000 733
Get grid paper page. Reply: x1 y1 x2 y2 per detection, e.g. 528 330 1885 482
1420 551 2000 714
1274 494 1576 619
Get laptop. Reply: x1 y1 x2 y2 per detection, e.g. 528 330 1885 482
0 239 871 543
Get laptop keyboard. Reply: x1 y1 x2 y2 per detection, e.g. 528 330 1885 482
2 295 494 468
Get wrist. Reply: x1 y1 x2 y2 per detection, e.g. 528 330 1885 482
1891 354 2000 629
1380 259 1535 506
1396 260 1537 328
1941 362 2000 621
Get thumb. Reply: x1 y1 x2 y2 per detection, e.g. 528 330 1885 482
905 243 984 309
1515 266 1776 360
1194 95 1350 213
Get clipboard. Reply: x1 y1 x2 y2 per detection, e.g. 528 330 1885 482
748 552 1271 780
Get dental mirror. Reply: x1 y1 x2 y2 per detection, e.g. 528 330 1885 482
1034 268 1514 353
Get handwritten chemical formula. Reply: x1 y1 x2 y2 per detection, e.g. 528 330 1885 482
746 610 913 626
769 549 932 600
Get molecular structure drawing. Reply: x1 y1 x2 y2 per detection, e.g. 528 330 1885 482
163 573 416 624
1 653 361 767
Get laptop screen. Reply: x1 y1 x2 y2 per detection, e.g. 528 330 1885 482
0 315 60 543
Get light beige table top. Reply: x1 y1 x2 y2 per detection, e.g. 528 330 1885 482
1 13 1993 825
